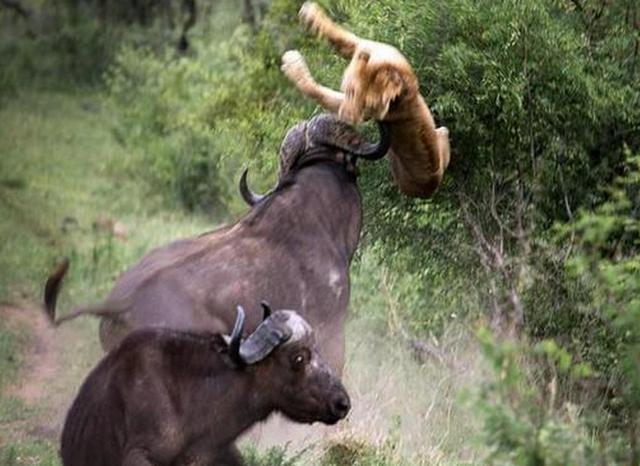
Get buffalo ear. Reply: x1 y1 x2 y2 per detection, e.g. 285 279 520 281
261 301 272 320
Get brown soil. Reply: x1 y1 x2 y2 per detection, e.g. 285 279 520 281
1 301 102 448
4 304 59 404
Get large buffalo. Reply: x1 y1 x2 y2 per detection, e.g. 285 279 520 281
46 113 389 374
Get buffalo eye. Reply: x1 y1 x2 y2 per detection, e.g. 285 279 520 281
290 350 310 372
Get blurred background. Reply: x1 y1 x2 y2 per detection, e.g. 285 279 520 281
0 0 639 464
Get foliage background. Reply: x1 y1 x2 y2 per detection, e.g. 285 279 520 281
1 0 639 464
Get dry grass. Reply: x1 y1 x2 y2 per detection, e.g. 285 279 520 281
243 316 485 465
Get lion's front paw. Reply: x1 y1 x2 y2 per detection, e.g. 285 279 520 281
281 50 313 86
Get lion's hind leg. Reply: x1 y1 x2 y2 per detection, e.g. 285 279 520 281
299 2 359 59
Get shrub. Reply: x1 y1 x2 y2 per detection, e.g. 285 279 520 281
561 152 640 457
0 6 118 95
475 329 606 465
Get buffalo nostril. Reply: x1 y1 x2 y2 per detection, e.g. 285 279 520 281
330 393 351 419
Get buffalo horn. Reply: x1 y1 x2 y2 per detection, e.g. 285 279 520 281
229 305 246 367
239 169 266 206
349 121 391 160
312 119 391 161
239 312 293 365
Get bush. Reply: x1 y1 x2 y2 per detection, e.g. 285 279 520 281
475 330 606 465
0 6 117 95
107 7 311 213
561 151 640 449
242 445 299 466
474 153 640 466
320 439 409 466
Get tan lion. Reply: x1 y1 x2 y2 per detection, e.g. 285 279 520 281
281 2 450 198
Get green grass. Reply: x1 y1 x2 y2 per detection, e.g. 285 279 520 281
0 90 214 302
0 90 214 463
0 330 22 394
0 440 60 466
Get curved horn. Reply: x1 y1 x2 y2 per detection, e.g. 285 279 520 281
239 169 266 206
349 121 391 160
239 312 293 365
229 306 246 367
261 301 272 320
309 115 391 161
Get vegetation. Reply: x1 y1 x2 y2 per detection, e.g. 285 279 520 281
1 0 639 464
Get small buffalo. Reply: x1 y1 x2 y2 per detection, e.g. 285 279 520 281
61 304 350 466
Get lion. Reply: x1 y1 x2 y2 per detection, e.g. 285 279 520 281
281 2 451 198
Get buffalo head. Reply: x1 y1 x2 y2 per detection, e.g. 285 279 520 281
227 304 350 425
240 113 390 206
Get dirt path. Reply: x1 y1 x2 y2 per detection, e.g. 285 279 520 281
4 305 59 404
1 304 64 443
1 302 103 450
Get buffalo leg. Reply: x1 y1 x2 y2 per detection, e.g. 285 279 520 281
298 2 359 59
123 375 184 465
